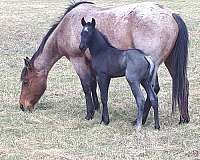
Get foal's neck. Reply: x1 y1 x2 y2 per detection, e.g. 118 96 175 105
89 30 112 56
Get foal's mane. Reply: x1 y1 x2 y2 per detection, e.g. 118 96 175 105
31 1 94 62
21 1 94 81
96 29 114 48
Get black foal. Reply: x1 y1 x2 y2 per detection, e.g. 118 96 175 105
79 18 160 130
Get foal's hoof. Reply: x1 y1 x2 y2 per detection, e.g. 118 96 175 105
100 116 110 125
133 119 146 125
154 125 160 130
179 116 190 124
85 112 94 120
135 125 142 132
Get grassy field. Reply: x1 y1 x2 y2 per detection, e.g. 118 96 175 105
0 0 200 159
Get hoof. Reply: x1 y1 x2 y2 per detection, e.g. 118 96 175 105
155 125 160 130
179 116 190 124
100 120 110 125
100 115 110 125
135 125 142 132
133 119 137 126
85 111 94 120
133 119 146 125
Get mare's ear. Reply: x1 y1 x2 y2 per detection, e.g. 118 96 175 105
91 18 96 28
24 57 32 69
81 17 86 26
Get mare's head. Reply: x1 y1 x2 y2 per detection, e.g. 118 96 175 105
79 17 96 53
19 57 47 112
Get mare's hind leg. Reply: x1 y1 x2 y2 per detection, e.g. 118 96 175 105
142 75 160 125
91 73 100 111
127 80 145 130
143 81 160 129
97 74 111 125
70 57 95 120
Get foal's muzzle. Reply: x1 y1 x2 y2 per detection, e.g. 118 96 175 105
79 44 87 53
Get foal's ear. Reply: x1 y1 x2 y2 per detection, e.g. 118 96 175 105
91 18 96 28
24 57 32 69
81 17 86 26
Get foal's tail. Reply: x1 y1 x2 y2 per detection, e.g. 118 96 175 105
145 56 155 86
170 13 189 123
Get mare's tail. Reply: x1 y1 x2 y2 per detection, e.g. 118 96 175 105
170 13 189 123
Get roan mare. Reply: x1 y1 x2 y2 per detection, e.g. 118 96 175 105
79 18 159 129
19 1 189 125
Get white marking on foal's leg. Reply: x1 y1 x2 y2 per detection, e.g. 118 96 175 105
145 56 154 75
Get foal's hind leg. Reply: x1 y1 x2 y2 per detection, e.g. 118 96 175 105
143 81 160 129
142 75 160 125
128 80 145 130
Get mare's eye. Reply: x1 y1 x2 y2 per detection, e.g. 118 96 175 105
23 80 29 85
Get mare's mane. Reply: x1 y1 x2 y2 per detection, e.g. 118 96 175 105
31 1 94 62
21 1 94 81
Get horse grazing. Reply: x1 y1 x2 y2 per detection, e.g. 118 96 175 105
79 18 160 129
19 1 189 124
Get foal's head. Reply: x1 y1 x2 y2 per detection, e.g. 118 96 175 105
19 57 47 112
79 17 96 53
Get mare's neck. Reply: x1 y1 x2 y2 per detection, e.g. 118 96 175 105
32 39 62 74
89 30 111 57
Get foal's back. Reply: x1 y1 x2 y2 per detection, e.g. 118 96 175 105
124 49 150 82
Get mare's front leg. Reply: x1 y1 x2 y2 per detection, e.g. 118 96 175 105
127 80 145 130
70 56 95 120
97 74 111 125
91 73 100 111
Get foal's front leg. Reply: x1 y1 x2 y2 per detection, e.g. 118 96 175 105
97 74 111 125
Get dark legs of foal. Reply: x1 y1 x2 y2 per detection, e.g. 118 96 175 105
97 74 111 125
143 80 160 129
141 76 160 125
128 80 145 130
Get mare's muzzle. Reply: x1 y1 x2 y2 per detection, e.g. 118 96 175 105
20 103 25 111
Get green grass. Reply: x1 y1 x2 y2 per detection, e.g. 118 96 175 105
0 0 200 159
